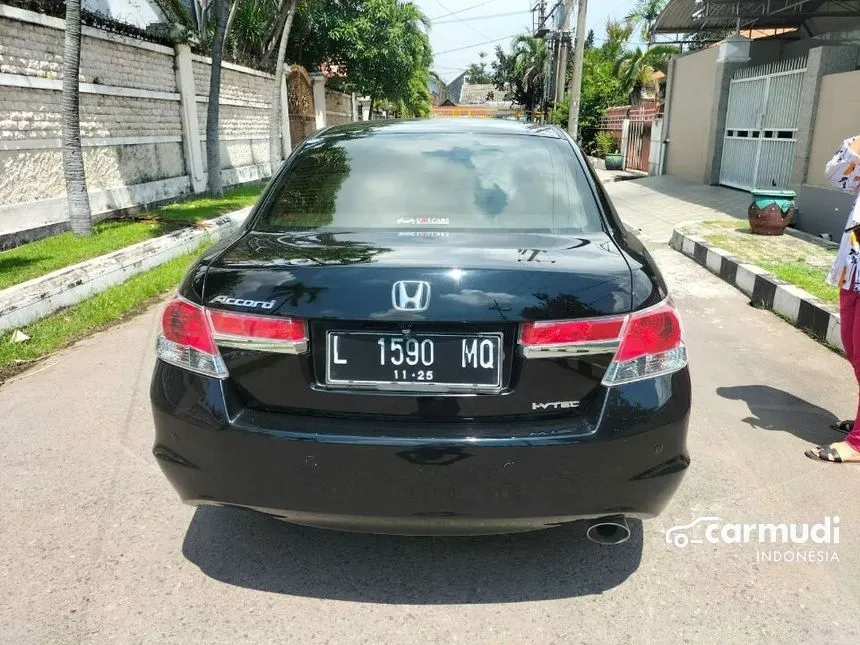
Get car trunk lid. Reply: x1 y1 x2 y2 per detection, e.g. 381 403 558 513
203 230 633 421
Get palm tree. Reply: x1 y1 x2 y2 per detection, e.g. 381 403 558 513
625 0 670 42
62 0 93 236
512 35 547 99
206 0 231 197
269 0 299 165
603 19 633 61
614 45 677 102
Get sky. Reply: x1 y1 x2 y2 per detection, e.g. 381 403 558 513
414 0 647 83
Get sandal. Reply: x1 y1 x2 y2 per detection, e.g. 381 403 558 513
830 420 854 434
805 444 860 464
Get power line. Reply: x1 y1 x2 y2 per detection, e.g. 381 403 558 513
427 0 500 22
433 10 529 25
434 32 524 56
434 0 490 40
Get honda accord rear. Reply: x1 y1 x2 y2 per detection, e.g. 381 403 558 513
150 119 691 536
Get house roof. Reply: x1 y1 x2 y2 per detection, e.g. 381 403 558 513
654 0 860 36
458 83 499 105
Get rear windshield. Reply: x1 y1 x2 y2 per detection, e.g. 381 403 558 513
255 131 603 233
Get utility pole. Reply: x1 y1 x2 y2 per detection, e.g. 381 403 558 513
532 1 550 123
554 0 574 105
566 0 588 139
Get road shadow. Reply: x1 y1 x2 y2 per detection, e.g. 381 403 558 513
182 506 643 604
717 385 844 445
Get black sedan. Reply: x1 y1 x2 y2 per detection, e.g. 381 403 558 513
150 119 691 541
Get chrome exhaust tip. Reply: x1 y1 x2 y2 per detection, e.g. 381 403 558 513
586 515 631 545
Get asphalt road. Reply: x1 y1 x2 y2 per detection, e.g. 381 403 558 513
2 189 860 643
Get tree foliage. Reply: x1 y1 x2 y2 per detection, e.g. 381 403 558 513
491 35 548 114
625 0 670 42
614 44 678 101
548 25 627 154
584 29 595 51
284 0 431 116
574 48 626 153
603 19 634 61
156 0 432 118
465 51 492 84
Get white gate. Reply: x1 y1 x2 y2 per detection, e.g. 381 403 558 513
719 57 806 191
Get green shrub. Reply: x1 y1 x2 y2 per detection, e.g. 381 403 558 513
595 131 617 158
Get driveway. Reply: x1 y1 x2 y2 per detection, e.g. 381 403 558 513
1 178 858 644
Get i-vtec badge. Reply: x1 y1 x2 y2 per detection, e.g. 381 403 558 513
532 400 580 411
209 295 276 310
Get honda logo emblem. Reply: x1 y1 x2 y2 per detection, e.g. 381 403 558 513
391 281 431 312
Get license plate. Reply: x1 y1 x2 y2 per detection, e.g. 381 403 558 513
325 331 503 391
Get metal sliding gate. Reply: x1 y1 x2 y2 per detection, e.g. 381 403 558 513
719 57 806 191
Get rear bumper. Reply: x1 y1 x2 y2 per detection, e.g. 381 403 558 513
151 361 691 535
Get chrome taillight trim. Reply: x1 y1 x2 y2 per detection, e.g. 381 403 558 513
211 333 309 355
519 339 621 359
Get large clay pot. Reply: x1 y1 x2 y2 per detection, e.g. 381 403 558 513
605 153 624 171
748 190 797 236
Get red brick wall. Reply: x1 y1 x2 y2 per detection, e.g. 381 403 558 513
599 101 664 129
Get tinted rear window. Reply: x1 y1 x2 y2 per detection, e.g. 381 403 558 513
255 131 603 233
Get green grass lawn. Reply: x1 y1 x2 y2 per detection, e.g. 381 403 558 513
0 183 263 291
703 227 839 304
0 251 196 382
757 262 838 304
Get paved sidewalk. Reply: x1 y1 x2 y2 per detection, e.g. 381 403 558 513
587 156 645 185
603 175 751 244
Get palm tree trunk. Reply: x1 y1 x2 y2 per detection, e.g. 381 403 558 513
195 0 209 42
221 0 240 56
263 0 291 63
62 0 92 236
206 0 230 197
269 0 298 166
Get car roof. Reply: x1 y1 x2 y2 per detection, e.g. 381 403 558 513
315 118 563 140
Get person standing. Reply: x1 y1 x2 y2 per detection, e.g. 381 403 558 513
807 135 860 463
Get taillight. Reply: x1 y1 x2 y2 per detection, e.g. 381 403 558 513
520 317 625 347
517 299 687 385
603 300 687 385
208 309 308 354
155 297 309 377
156 298 227 378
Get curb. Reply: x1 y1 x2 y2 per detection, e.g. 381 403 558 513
0 208 250 333
669 227 842 353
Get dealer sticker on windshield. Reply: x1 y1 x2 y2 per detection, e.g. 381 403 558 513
396 217 450 225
